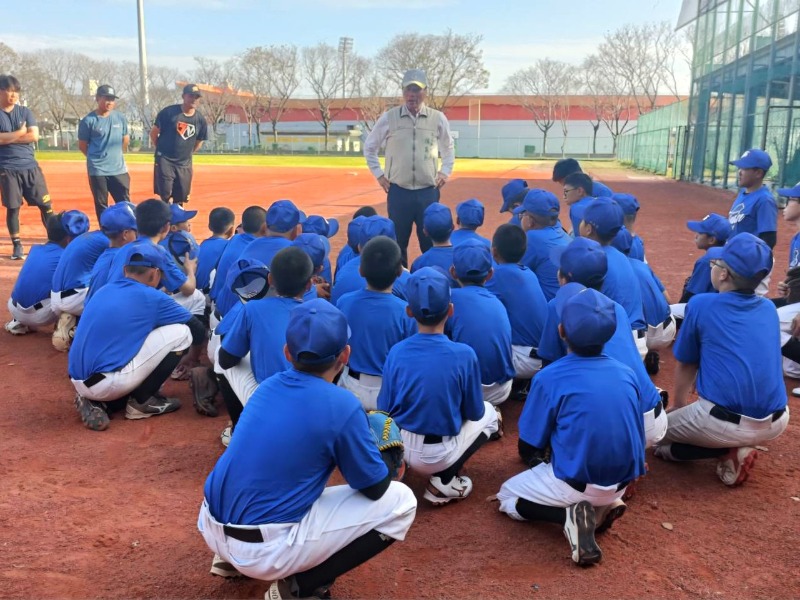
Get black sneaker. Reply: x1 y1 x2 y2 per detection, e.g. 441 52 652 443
74 393 110 431
11 241 24 260
644 351 660 375
125 393 181 420
563 501 602 565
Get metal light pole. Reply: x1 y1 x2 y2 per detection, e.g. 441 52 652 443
338 37 353 99
136 0 150 138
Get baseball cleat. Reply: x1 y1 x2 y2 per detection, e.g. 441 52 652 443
563 501 602 565
10 241 24 260
209 553 243 578
716 447 758 486
220 424 232 447
5 319 29 335
424 475 473 505
125 393 181 420
644 350 660 375
595 499 627 534
653 443 677 461
74 393 110 431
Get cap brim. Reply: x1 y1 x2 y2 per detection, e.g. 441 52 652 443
326 218 340 237
298 211 307 224
706 247 724 260
554 282 587 318
777 187 800 197
403 81 427 89
686 221 707 233
512 205 526 216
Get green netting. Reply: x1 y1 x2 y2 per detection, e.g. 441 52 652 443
617 100 690 176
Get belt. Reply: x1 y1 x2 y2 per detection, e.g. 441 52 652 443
661 315 673 328
636 330 646 339
423 434 443 444
83 373 107 388
59 288 79 299
709 404 785 425
348 367 362 380
565 479 631 493
213 309 222 321
223 524 264 543
528 348 540 359
654 401 663 419
12 299 44 310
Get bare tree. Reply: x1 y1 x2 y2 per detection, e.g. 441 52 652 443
353 59 396 133
0 42 19 73
580 61 605 155
376 30 489 110
584 54 636 154
255 45 300 147
192 57 239 148
504 59 573 157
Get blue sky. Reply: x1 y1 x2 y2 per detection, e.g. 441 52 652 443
3 0 688 93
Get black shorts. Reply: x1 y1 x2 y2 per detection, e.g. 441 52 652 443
154 156 193 204
0 166 50 210
89 173 131 205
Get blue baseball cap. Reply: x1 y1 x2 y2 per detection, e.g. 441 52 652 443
611 193 639 215
729 149 772 171
777 182 800 198
592 182 614 198
125 241 165 270
226 257 269 301
286 299 350 365
610 227 633 255
686 213 732 242
167 230 199 265
513 189 560 217
358 216 396 248
453 238 492 280
456 198 485 227
719 232 773 280
423 203 454 238
61 210 90 237
582 196 624 238
550 237 608 287
293 233 329 270
100 202 137 234
169 203 198 225
556 285 617 347
267 199 306 233
347 216 368 251
406 267 451 319
500 179 528 213
303 215 340 238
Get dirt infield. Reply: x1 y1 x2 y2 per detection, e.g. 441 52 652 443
1 160 798 599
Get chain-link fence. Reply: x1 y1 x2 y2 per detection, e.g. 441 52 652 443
617 100 689 177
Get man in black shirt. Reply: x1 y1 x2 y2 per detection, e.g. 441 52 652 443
150 83 208 206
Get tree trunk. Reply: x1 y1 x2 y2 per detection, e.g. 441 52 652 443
541 130 548 157
612 134 618 155
592 125 599 155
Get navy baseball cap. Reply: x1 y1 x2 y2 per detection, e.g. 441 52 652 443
100 202 137 234
453 238 492 280
286 299 350 365
423 203 454 238
167 230 199 265
267 199 305 233
170 203 198 225
610 227 633 255
226 257 269 301
303 215 340 238
729 148 772 171
358 216 396 248
582 196 624 238
500 179 528 213
550 237 608 287
183 83 202 96
293 233 329 270
592 182 614 198
612 193 640 215
686 213 732 242
456 198 485 227
556 285 617 347
513 189 560 217
126 241 165 270
347 216 368 251
777 182 800 198
95 84 118 99
61 210 90 237
406 267 451 319
719 233 773 280
552 158 581 182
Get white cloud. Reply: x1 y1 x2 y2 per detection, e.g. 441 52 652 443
1 33 138 55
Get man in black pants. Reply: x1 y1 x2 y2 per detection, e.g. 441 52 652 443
0 74 53 260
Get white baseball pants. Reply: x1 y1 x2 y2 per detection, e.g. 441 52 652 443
7 297 57 328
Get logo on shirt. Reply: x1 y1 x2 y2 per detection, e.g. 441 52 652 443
176 121 196 141
792 248 800 268
729 203 746 225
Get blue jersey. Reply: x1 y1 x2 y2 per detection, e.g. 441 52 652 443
519 353 646 486
320 257 333 284
10 242 63 307
601 245 646 331
68 278 191 380
675 292 787 418
0 105 38 170
108 238 187 294
447 286 515 385
629 258 669 327
569 197 593 236
335 245 357 279
684 251 717 296
238 236 293 268
209 233 255 301
214 302 241 338
450 229 491 248
485 262 548 347
337 289 417 375
221 296 301 383
379 333 486 436
728 186 777 236
629 235 646 262
204 369 388 525
77 110 128 176
410 246 457 286
51 231 109 293
789 232 800 268
196 236 229 293
86 246 121 303
332 257 408 306
521 226 571 301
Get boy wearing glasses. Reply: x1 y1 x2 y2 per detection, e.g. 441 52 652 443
562 172 594 237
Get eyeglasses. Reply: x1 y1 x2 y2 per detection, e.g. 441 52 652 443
710 260 725 270
563 188 577 196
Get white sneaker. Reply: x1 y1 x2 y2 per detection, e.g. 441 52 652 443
716 447 758 486
563 501 602 565
125 394 181 420
4 319 29 335
209 553 243 578
489 406 503 441
52 312 77 352
595 499 627 534
423 475 473 505
220 424 232 447
653 443 676 461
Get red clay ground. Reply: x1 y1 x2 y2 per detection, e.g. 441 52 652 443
1 160 798 599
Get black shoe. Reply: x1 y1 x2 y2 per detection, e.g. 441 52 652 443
564 501 602 565
11 241 24 260
644 351 660 375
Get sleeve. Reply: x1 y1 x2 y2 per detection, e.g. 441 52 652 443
363 113 390 178
537 302 567 362
153 292 193 326
517 375 557 448
461 349 486 422
684 257 713 295
220 304 251 359
437 112 455 176
24 107 37 128
650 267 666 292
376 352 396 413
197 117 209 141
334 407 390 490
160 253 189 293
672 297 702 364
154 107 167 130
754 194 778 234
77 117 90 142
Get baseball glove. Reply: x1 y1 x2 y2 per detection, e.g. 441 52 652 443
52 313 77 353
366 410 406 481
189 366 219 417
